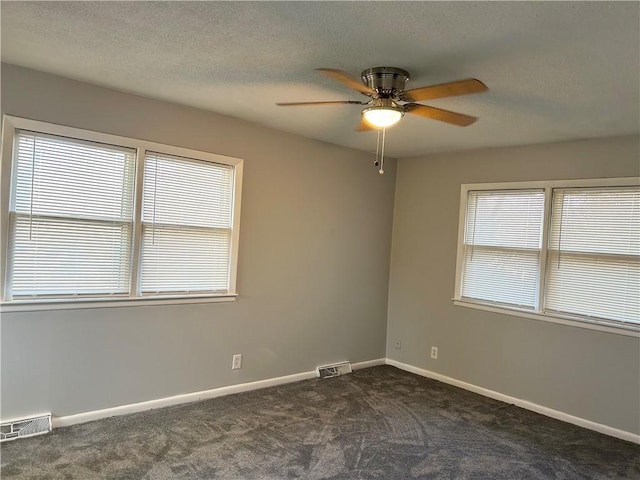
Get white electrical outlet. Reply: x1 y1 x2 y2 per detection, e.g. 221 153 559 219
232 354 242 370
430 346 438 359
395 341 401 350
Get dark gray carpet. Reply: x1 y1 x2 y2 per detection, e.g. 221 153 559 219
1 365 638 479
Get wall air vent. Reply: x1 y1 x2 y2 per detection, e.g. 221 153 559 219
316 361 352 378
1 414 52 442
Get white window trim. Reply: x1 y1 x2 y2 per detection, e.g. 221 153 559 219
0 115 243 311
453 177 640 338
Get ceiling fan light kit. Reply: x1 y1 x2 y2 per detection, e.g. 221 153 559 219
277 66 488 173
362 107 403 128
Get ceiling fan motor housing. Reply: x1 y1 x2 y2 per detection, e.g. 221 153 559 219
361 67 410 98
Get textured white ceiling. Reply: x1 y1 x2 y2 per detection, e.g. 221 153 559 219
1 2 639 158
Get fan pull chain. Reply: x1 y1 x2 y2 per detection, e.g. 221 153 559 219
374 130 381 168
373 128 387 174
379 128 386 174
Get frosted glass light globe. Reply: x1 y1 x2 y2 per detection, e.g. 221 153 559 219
362 107 403 128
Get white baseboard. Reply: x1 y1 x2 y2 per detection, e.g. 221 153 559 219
52 358 385 428
351 358 386 370
385 358 640 445
45 356 640 444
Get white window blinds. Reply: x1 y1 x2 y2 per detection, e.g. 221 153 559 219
140 152 234 295
8 130 136 299
461 190 545 309
545 187 640 325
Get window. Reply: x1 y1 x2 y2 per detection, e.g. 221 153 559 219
461 190 544 309
8 131 136 299
545 187 639 323
455 179 639 334
1 116 243 309
140 152 234 295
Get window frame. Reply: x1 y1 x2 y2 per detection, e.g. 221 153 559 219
0 115 243 312
454 178 640 337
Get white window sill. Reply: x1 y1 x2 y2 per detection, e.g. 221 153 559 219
0 294 238 313
452 299 640 338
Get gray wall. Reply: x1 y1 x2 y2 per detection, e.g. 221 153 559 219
386 135 640 434
2 64 638 437
0 64 396 418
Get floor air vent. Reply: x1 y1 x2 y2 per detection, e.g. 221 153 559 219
1 414 51 442
316 361 352 378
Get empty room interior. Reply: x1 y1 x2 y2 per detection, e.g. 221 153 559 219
0 2 639 479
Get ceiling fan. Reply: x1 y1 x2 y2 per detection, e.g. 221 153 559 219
277 67 488 130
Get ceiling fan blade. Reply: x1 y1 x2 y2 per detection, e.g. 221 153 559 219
316 68 376 96
404 103 478 126
276 100 366 106
401 78 488 102
355 118 375 131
